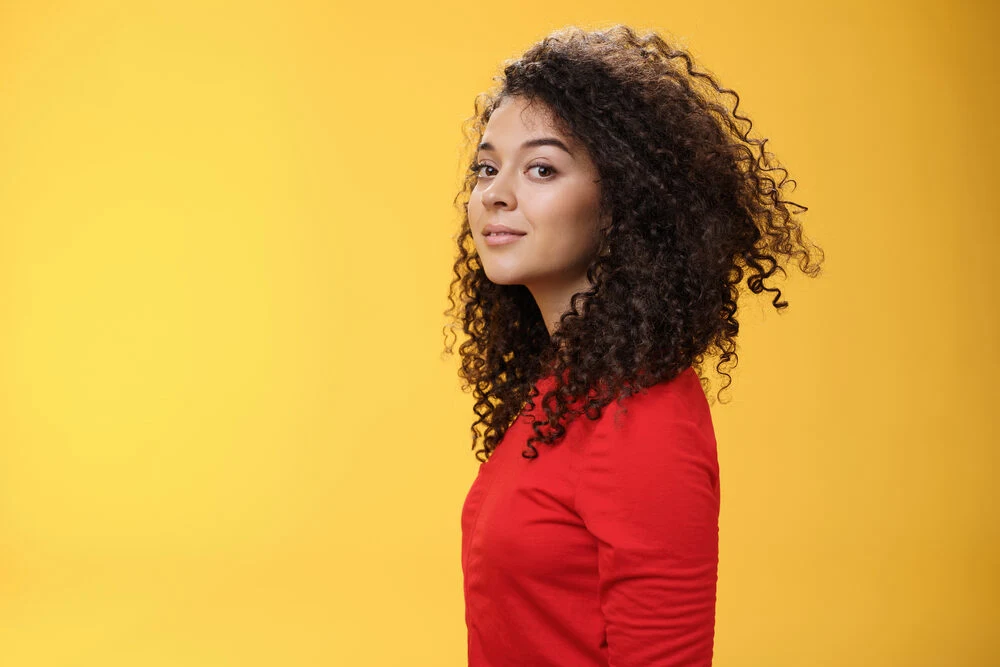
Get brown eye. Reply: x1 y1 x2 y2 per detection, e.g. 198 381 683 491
529 164 556 178
471 163 497 178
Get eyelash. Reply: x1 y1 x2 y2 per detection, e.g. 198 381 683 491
470 163 557 179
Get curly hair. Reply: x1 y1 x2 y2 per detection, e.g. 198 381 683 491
443 24 824 462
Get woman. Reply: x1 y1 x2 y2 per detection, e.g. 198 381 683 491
443 25 823 666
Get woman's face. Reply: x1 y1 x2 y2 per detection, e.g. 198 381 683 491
467 96 604 294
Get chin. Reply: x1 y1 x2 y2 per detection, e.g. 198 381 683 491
481 266 526 286
484 273 521 286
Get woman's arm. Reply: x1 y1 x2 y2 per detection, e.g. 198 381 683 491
574 391 721 666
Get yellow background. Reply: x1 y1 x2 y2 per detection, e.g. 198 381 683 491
1 1 996 665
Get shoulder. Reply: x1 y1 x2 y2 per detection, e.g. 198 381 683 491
576 367 719 484
602 367 714 435
573 366 720 520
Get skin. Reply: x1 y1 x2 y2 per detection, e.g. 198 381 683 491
468 95 608 336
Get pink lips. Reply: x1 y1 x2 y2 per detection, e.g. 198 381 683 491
484 232 524 246
482 224 526 247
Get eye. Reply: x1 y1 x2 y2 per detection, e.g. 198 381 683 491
528 164 557 179
470 162 497 178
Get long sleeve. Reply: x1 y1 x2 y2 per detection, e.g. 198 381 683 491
574 388 721 666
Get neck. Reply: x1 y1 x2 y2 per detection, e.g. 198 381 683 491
527 274 596 337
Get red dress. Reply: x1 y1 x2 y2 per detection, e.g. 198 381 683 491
461 366 720 666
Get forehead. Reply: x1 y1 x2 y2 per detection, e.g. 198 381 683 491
482 96 568 141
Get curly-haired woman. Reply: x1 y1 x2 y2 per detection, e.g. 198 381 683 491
444 24 823 666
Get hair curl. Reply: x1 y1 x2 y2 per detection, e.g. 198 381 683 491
443 24 824 462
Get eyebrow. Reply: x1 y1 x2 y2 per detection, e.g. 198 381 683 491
477 137 574 157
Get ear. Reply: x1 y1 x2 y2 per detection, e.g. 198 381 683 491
598 210 614 236
596 220 613 259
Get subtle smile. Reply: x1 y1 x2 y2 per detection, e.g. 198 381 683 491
483 231 525 246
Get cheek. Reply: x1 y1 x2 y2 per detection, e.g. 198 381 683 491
467 193 483 223
551 190 602 237
466 196 486 254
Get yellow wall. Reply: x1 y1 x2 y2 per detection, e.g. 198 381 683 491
1 1 995 665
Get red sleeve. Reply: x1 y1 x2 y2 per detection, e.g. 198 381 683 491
574 391 720 666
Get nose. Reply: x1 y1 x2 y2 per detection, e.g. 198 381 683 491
481 171 515 209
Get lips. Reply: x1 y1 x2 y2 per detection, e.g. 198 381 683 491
482 224 526 237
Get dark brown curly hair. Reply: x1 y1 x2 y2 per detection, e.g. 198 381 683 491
443 24 824 462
